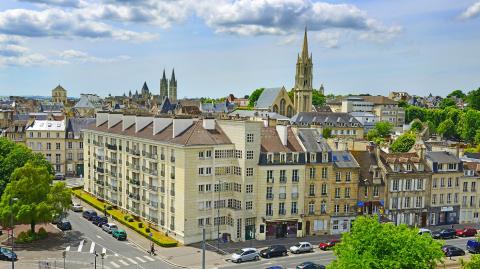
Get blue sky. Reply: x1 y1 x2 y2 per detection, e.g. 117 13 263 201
0 0 479 98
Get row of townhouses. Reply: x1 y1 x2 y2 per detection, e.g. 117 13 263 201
81 112 479 245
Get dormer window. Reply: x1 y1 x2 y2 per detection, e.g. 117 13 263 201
322 153 329 163
310 153 316 163
406 164 412 171
292 153 299 163
394 164 400 172
448 163 457 171
267 153 273 163
280 153 286 163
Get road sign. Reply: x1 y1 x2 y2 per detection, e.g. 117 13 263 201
357 201 364 207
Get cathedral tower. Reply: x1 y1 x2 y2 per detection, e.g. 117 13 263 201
168 69 177 103
293 27 313 113
160 69 168 101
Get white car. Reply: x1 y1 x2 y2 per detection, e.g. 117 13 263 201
102 223 118 233
71 203 83 212
418 228 432 236
290 242 313 254
231 248 259 263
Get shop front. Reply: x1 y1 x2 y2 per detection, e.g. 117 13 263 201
266 220 299 240
429 206 460 226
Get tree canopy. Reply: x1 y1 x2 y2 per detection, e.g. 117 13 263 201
323 127 332 139
312 90 326 107
447 89 466 99
410 121 423 133
439 98 456 109
462 254 480 269
248 88 265 107
391 132 416 153
467 88 480 110
0 162 71 233
329 216 444 269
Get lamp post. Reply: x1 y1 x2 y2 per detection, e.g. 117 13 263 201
62 251 66 269
93 251 98 269
100 252 105 269
10 197 17 269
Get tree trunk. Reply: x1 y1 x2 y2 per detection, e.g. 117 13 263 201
30 220 35 234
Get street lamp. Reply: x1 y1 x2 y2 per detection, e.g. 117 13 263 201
93 251 98 269
100 252 105 269
62 250 66 269
10 197 17 269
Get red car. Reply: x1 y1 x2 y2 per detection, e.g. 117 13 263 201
456 228 477 237
319 239 340 251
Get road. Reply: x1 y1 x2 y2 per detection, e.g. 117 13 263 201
59 208 177 269
215 236 475 269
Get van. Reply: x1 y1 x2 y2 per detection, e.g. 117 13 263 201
467 239 480 253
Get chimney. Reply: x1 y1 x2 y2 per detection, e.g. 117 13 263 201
108 113 122 129
122 114 135 131
135 116 153 133
276 124 288 146
96 112 108 127
173 118 193 138
202 118 215 130
153 117 173 135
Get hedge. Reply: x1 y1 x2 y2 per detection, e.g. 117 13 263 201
72 189 177 247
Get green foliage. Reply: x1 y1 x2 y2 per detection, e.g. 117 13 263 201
410 121 423 132
405 106 427 123
329 216 444 269
398 100 408 108
145 227 150 233
138 222 144 228
0 138 53 197
248 88 265 107
448 89 466 99
461 254 480 269
457 109 480 143
391 133 416 153
323 127 333 139
374 122 393 138
312 89 326 107
200 97 226 104
15 227 48 243
467 88 480 110
0 162 70 233
439 98 456 109
437 118 456 139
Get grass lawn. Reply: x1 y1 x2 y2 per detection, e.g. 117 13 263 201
72 189 177 247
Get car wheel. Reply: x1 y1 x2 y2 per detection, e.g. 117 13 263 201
255 256 259 261
283 251 287 256
238 258 242 263
266 254 270 259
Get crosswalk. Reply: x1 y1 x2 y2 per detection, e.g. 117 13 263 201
65 240 158 268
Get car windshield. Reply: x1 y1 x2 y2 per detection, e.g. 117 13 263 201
235 250 244 255
118 230 126 234
1 248 12 254
294 243 301 247
111 225 118 229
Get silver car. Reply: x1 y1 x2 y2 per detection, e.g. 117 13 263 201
102 223 118 233
231 248 259 263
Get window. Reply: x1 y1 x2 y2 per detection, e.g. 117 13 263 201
447 178 452 188
336 172 341 182
373 186 379 197
464 182 469 192
405 179 411 191
280 170 286 183
266 203 272 216
291 202 297 214
320 201 327 214
335 188 340 198
334 204 340 214
198 218 204 227
455 177 459 187
345 172 351 182
266 187 273 199
235 150 242 158
309 184 315 196
406 164 411 171
246 168 254 177
416 197 422 208
321 168 328 179
79 142 83 149
198 151 204 158
206 150 212 158
246 133 254 143
392 179 399 191
292 169 299 182
416 179 423 190
333 220 339 230
198 185 204 192
472 182 477 192
345 187 350 198
440 194 444 204
56 143 61 150
448 163 457 170
278 202 285 215
321 184 327 195
47 143 51 150
67 142 72 149
432 194 437 205
267 170 274 183
440 177 445 187
404 197 410 208
344 204 350 213
310 153 316 162
447 193 452 204
454 193 458 204
322 152 329 163
67 152 73 161
246 184 253 193
246 150 254 159
308 202 315 214
205 184 211 192
433 178 437 188
55 154 61 163
392 197 399 209
309 167 316 179
246 201 253 210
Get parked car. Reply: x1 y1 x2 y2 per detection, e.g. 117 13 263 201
266 266 285 269
71 203 83 212
319 239 340 250
112 229 127 241
57 219 72 231
260 245 288 258
467 239 480 253
296 261 326 269
54 173 65 180
102 223 118 233
432 229 456 239
442 245 465 257
456 228 477 237
290 242 313 254
52 214 62 224
93 216 108 227
82 210 97 220
0 247 17 261
231 248 259 263
418 228 432 236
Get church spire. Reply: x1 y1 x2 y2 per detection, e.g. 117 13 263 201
162 69 166 80
301 26 309 59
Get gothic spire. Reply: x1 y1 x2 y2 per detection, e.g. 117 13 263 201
162 69 166 80
171 68 176 81
301 26 309 59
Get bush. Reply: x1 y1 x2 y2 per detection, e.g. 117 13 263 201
127 216 134 222
145 227 150 233
138 222 143 228
106 205 113 210
37 228 48 239
16 231 30 243
124 215 129 221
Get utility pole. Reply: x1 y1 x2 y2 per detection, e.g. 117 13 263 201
94 251 97 269
202 227 205 269
62 251 66 269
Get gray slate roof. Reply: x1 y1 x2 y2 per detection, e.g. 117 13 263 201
332 151 360 168
67 118 96 138
228 110 290 120
297 128 331 152
255 87 281 109
74 94 102 109
291 112 363 127
426 151 461 164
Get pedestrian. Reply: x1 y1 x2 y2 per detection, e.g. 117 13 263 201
451 224 454 229
150 242 155 256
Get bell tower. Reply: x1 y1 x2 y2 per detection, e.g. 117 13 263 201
293 27 313 113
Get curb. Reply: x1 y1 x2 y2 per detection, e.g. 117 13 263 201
127 238 189 269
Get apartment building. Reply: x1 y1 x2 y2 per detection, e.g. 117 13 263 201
426 151 463 226
460 162 480 224
65 118 95 176
291 112 364 139
379 151 432 227
2 120 28 144
26 120 66 173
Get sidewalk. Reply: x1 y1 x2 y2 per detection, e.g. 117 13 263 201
72 197 230 269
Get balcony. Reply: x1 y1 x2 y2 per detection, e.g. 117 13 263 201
142 151 158 160
149 201 159 208
142 167 158 176
131 208 140 215
128 193 140 201
149 185 158 192
266 194 273 200
129 178 141 186
96 167 105 174
110 171 117 178
309 193 316 197
159 187 165 193
291 193 299 199
267 178 274 184
95 180 105 186
279 193 286 199
129 148 140 157
129 163 140 171
160 154 165 160
108 157 117 163
279 177 287 184
106 143 117 151
278 209 286 215
373 178 383 185
170 173 175 180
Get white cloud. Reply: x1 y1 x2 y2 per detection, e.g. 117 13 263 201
59 49 131 63
18 0 86 8
312 31 341 49
460 1 480 20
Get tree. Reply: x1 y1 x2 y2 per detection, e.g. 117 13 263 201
410 121 423 133
248 88 265 107
467 88 480 110
312 90 326 107
447 89 466 99
398 100 408 108
405 106 427 123
323 127 332 139
329 216 444 269
462 254 480 269
439 98 456 109
391 132 416 153
374 122 393 138
0 162 71 233
457 110 480 143
437 119 456 139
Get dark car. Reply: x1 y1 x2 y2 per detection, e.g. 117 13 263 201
260 245 288 258
319 239 340 250
82 210 97 220
112 229 127 241
266 267 285 269
92 216 108 227
432 229 456 239
296 261 326 269
442 245 465 257
57 219 72 231
456 228 477 237
0 247 17 261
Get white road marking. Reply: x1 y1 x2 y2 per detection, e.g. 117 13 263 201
96 235 102 239
110 261 120 268
89 242 96 253
65 246 70 252
102 248 106 255
118 260 129 266
143 255 155 262
127 258 138 264
114 253 119 257
136 256 146 263
77 240 84 252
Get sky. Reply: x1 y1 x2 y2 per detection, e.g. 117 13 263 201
0 0 479 98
